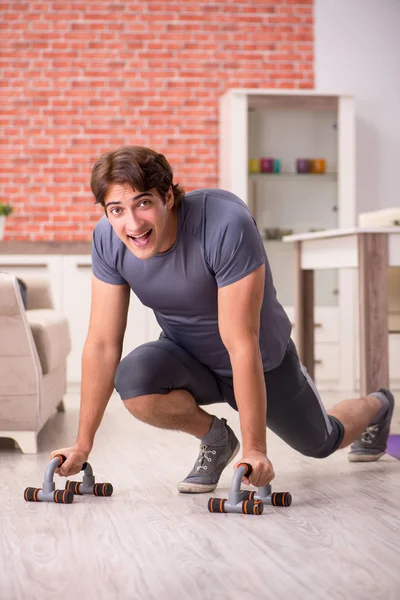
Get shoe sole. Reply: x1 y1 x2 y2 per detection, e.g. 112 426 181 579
348 451 385 462
177 441 241 494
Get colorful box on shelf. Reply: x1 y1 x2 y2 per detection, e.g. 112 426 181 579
249 158 281 174
296 158 327 174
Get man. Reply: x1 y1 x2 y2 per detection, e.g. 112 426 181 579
51 146 395 492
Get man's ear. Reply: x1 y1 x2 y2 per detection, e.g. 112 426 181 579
166 187 175 209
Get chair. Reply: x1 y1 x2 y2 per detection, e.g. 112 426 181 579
0 273 71 453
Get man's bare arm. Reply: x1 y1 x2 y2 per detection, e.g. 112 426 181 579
76 275 131 451
217 264 267 455
51 275 130 475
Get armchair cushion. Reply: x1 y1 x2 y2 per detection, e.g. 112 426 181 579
26 309 71 375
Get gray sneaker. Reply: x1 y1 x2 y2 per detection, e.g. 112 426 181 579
177 419 240 493
348 388 395 462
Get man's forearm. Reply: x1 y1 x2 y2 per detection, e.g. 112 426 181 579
76 341 122 452
229 340 267 455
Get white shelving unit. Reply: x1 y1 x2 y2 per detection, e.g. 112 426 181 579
219 89 357 390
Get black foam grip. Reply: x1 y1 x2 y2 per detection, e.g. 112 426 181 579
54 489 74 504
65 480 82 495
208 497 227 513
93 482 113 497
24 487 41 502
55 455 86 471
241 490 256 501
237 462 253 477
242 499 264 515
271 492 292 507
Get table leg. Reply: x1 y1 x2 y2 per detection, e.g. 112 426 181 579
295 241 315 379
358 233 389 396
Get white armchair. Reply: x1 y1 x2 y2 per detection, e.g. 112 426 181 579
0 273 71 453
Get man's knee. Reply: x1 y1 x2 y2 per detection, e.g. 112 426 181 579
123 393 155 419
301 443 336 459
114 346 166 401
298 416 345 459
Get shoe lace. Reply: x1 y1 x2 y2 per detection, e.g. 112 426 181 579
361 424 380 444
196 444 217 471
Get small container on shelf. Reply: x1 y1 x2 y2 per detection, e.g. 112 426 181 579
311 159 327 174
296 159 311 174
273 159 281 173
249 158 261 173
260 158 274 173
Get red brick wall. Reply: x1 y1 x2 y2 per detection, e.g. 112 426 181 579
1 1 314 241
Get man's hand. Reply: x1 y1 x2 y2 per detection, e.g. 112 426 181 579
50 445 90 477
234 451 275 487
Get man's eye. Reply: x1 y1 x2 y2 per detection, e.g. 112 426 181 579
111 207 122 215
139 200 151 207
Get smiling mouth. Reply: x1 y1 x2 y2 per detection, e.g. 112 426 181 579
128 229 152 247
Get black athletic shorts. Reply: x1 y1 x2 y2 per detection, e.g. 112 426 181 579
114 337 344 458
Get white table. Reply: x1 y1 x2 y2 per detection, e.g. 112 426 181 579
283 227 400 396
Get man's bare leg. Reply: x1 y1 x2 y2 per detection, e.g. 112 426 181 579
123 388 240 493
123 389 213 438
331 389 395 462
328 394 383 448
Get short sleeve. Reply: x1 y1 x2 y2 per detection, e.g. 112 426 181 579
91 220 127 285
205 205 265 288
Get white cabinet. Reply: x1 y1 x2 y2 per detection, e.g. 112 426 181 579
0 255 63 311
219 89 356 388
285 306 339 344
285 305 340 388
61 256 92 384
61 256 161 383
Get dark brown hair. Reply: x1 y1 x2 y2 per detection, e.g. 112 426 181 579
90 146 185 210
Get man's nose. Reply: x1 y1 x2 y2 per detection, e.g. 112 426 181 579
124 209 142 233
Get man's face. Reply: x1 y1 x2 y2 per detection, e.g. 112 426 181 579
104 183 177 260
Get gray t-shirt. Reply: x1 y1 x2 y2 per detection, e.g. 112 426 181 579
92 188 292 376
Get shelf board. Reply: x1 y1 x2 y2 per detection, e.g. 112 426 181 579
263 236 327 243
249 172 337 179
245 92 339 111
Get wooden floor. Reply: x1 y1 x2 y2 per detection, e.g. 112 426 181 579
1 389 400 600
